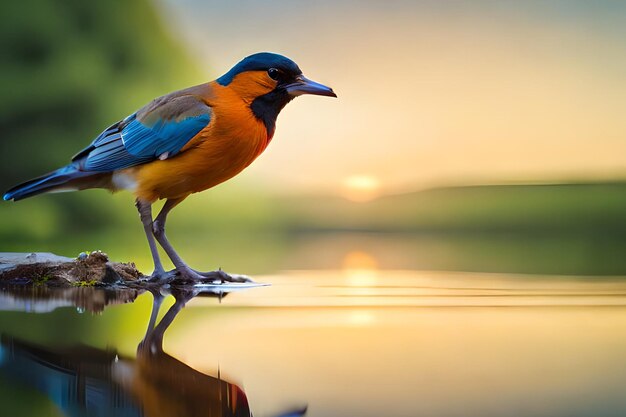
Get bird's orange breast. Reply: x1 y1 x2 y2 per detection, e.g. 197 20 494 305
126 82 271 202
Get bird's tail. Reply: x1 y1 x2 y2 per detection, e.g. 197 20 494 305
3 165 108 201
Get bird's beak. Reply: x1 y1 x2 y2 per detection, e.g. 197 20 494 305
285 75 337 98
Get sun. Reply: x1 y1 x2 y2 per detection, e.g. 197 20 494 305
341 175 381 202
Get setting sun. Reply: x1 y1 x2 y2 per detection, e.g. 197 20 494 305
341 175 381 202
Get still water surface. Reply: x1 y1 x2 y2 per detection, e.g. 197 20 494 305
1 270 626 417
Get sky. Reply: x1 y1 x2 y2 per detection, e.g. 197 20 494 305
158 0 626 197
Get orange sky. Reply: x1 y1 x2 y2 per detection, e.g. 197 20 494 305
160 1 626 195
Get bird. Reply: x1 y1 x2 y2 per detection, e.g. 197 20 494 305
3 52 336 283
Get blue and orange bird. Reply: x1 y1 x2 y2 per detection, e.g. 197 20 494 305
3 52 336 282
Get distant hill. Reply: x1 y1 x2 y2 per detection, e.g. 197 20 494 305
276 182 626 236
263 182 626 275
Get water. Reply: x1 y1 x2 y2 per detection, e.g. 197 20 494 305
1 270 626 417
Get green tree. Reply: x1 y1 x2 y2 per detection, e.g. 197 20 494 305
0 0 202 233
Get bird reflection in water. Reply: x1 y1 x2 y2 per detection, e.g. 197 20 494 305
0 286 307 417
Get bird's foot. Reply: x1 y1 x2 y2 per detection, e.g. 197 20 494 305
194 268 253 283
172 267 253 285
139 268 176 284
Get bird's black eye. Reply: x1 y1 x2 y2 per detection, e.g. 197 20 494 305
268 68 280 80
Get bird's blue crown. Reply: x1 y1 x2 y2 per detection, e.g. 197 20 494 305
217 52 302 86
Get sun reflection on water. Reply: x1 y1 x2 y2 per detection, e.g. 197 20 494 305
347 309 375 327
342 250 379 288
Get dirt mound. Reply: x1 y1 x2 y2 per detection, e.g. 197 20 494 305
0 251 142 287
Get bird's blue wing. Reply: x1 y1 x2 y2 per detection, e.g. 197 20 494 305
73 95 211 172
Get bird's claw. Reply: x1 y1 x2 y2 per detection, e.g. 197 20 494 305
139 269 176 284
172 267 253 285
194 269 254 283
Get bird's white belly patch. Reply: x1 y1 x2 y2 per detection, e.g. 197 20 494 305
112 172 137 191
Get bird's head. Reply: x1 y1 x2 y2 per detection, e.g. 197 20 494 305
217 52 336 133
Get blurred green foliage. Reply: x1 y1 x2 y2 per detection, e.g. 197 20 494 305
0 0 202 227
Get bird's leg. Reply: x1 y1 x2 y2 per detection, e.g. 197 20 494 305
152 197 193 276
138 289 165 353
145 288 198 350
135 199 170 281
153 198 252 283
